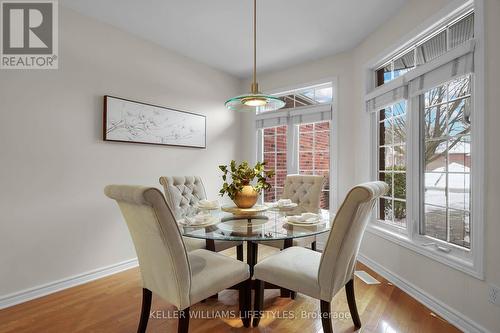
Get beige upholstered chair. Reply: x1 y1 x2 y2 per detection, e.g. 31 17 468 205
105 185 251 333
282 174 325 214
159 176 243 260
260 174 325 251
252 181 388 332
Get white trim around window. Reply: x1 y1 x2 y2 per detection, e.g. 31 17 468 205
364 0 484 279
255 78 339 212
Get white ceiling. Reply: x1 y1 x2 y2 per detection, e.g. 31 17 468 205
61 0 408 78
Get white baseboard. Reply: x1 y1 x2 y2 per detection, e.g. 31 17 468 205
358 253 490 333
0 258 138 309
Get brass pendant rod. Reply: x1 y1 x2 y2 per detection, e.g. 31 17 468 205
251 0 258 94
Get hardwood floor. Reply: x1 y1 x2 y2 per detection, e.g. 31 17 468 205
0 246 460 333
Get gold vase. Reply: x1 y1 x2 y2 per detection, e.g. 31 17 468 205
233 185 258 208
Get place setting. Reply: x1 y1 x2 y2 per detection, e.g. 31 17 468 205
195 199 221 211
283 212 324 227
264 198 298 212
178 211 220 228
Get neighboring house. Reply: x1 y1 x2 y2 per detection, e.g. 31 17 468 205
425 141 470 247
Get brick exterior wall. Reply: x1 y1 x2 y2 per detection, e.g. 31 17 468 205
299 121 330 209
262 121 331 209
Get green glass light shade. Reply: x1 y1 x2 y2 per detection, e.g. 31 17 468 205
225 93 285 112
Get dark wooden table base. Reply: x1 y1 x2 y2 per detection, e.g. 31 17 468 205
225 240 295 298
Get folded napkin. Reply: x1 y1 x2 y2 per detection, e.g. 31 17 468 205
197 199 219 209
301 212 318 219
277 199 293 207
265 199 296 208
287 212 319 224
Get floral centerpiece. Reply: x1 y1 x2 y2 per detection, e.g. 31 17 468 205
219 160 274 208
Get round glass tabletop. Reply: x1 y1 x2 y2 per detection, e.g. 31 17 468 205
179 209 332 242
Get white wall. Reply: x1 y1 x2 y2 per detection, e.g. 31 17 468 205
0 8 242 300
239 0 500 331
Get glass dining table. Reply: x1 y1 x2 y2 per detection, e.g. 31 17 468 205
179 207 332 276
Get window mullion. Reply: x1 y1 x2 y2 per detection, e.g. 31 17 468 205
275 132 279 199
408 95 421 239
287 117 298 175
312 126 316 173
445 83 450 244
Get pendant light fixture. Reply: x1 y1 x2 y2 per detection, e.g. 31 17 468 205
225 0 285 112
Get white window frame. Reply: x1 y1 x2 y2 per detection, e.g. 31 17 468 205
365 0 484 279
255 78 339 212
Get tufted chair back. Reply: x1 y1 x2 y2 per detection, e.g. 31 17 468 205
104 185 192 310
281 175 325 214
159 176 207 219
318 181 388 301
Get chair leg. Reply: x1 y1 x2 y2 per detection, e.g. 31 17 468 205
320 300 333 333
345 279 362 328
245 279 252 327
239 279 251 327
280 288 290 298
137 288 152 333
311 241 317 251
178 307 190 333
253 279 264 327
280 288 296 299
236 244 244 261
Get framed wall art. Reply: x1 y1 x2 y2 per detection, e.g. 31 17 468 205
103 95 206 148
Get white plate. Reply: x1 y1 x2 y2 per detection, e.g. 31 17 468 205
270 204 299 211
284 218 324 227
196 205 219 211
280 203 298 208
179 216 219 227
265 202 298 208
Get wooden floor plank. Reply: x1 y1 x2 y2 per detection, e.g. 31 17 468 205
0 246 461 333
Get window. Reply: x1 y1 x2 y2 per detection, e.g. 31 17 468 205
256 82 334 210
377 101 407 227
271 83 333 111
422 75 471 248
263 125 287 202
366 7 482 277
377 12 474 85
299 121 330 209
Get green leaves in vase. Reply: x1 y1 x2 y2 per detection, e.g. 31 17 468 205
218 160 275 200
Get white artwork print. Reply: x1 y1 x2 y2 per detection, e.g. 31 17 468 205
105 97 206 147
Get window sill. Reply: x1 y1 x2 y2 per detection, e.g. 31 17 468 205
366 222 484 280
